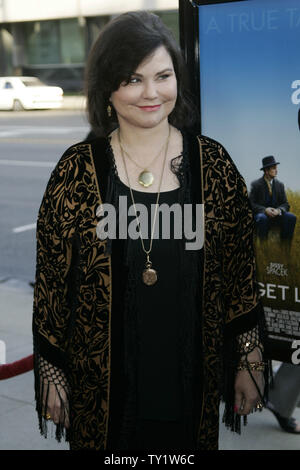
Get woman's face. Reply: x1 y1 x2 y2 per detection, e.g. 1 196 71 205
110 45 177 130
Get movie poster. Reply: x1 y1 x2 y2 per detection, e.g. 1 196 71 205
197 0 300 362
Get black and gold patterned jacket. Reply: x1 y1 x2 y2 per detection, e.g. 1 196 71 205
32 132 266 450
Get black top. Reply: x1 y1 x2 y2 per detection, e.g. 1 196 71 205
116 178 182 421
104 135 204 448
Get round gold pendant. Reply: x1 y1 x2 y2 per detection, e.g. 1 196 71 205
142 267 158 286
139 170 154 188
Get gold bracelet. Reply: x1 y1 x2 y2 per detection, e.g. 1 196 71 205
237 361 265 371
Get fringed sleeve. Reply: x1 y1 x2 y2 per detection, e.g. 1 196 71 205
32 159 74 442
222 312 270 433
217 144 270 433
34 354 70 441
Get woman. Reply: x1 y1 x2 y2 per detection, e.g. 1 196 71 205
33 11 267 450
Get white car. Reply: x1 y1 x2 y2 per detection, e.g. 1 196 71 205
0 76 63 110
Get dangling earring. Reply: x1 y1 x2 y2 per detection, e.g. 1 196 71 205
107 104 112 118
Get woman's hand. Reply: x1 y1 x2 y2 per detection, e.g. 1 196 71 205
42 380 70 428
234 347 265 415
234 369 264 415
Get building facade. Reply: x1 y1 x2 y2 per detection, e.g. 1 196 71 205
0 0 179 91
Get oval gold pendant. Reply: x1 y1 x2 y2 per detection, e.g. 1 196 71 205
142 267 158 286
139 170 154 188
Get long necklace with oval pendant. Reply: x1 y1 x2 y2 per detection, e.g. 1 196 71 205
138 170 154 188
118 126 171 286
142 259 158 286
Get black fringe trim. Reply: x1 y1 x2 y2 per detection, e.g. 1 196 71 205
221 303 271 433
32 331 70 443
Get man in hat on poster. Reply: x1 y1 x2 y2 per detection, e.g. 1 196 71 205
249 156 296 240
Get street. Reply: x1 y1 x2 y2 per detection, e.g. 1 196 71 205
0 110 90 284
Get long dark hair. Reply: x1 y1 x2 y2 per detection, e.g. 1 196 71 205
85 11 199 137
